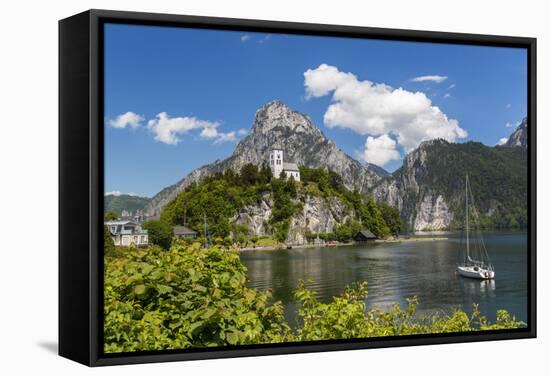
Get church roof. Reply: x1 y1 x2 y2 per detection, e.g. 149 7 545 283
283 162 299 171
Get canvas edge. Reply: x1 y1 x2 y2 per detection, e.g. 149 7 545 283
58 8 537 367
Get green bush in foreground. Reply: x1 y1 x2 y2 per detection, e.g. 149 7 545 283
294 281 523 341
104 245 525 353
104 243 291 353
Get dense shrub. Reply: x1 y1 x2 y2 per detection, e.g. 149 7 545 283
104 244 525 353
103 225 116 257
142 220 173 250
294 280 523 341
104 244 291 353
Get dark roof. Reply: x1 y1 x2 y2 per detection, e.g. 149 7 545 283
354 230 377 240
173 226 197 236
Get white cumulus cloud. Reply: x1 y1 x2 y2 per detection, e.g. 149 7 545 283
199 126 220 139
147 112 221 145
146 112 240 145
360 134 401 166
213 131 237 144
200 126 237 144
303 64 467 159
506 120 521 128
105 191 122 196
109 111 144 129
240 34 250 42
411 75 448 83
105 191 140 197
497 137 508 146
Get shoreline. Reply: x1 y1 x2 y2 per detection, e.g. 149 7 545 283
238 236 448 252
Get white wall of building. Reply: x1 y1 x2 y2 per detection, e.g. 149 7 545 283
269 149 284 178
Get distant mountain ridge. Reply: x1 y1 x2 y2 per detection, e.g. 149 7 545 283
372 120 528 231
142 102 528 232
104 194 150 216
142 100 387 217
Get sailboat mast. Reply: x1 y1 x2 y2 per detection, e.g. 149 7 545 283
204 214 207 249
465 174 469 259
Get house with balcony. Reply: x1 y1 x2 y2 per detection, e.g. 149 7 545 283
105 220 148 247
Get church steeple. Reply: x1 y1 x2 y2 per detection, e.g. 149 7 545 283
269 148 284 178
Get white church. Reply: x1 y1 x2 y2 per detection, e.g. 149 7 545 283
269 149 300 181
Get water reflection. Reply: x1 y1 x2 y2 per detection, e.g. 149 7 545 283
240 232 527 327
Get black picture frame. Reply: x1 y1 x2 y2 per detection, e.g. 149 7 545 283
59 9 537 367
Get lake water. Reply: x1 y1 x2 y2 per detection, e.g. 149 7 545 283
239 232 528 327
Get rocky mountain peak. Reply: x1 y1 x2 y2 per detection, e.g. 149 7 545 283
401 139 447 170
252 99 317 135
505 117 528 147
142 101 387 217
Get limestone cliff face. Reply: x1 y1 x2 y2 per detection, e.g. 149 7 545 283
232 193 273 237
232 192 353 244
413 194 453 231
143 100 386 217
289 195 353 244
371 125 528 231
372 140 454 231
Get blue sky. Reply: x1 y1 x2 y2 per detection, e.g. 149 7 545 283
104 23 527 197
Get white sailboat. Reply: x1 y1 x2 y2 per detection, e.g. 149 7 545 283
456 175 495 280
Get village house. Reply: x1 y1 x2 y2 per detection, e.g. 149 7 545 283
105 220 149 247
173 225 198 239
269 149 300 181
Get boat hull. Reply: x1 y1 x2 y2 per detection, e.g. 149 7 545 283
457 266 495 279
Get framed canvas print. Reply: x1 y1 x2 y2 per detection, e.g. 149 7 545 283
59 9 536 366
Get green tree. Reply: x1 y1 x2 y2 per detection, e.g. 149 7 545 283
103 225 116 256
317 170 330 193
240 163 259 186
270 178 298 242
333 219 362 242
359 196 390 238
223 168 239 186
328 170 345 193
379 202 402 237
259 163 273 184
223 236 233 247
142 220 173 250
104 211 118 221
285 176 298 198
236 234 246 246
250 236 259 248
